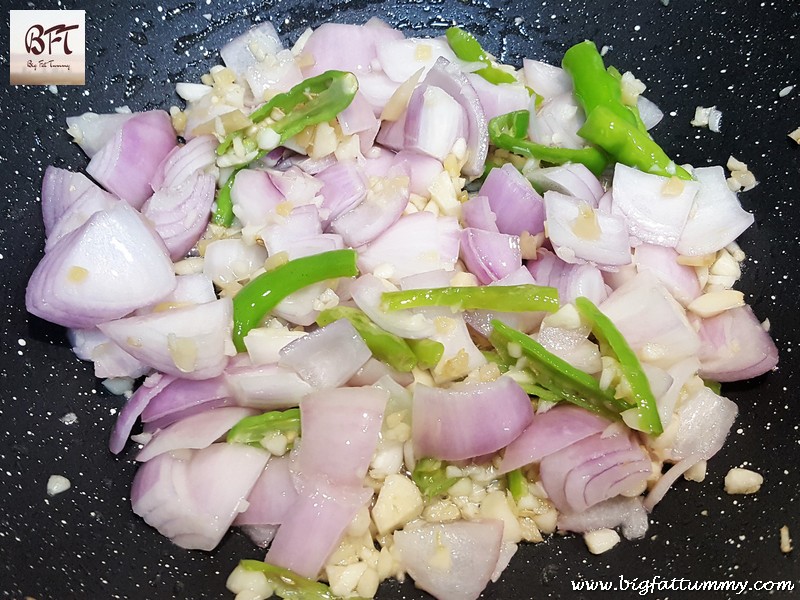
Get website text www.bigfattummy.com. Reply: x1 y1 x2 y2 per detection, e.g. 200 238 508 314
571 575 796 595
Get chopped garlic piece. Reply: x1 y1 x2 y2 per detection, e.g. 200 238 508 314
781 525 793 553
789 127 800 144
519 231 545 259
570 201 601 240
47 475 71 496
687 290 745 317
684 460 707 482
724 467 763 495
226 565 274 600
691 105 722 132
584 528 620 554
371 474 423 535
661 176 685 196
620 71 646 106
167 334 198 373
67 266 89 284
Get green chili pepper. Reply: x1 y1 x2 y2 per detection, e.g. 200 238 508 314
573 297 663 435
227 408 301 447
316 306 417 372
380 284 560 313
578 106 692 180
445 27 517 85
212 166 243 227
412 457 460 498
490 319 630 421
561 40 640 130
238 560 367 600
489 111 609 175
703 379 722 395
506 468 527 502
407 338 445 370
232 249 359 352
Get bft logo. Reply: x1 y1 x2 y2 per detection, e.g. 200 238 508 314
10 10 86 86
25 23 81 56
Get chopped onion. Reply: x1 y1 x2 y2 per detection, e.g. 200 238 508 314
479 163 545 236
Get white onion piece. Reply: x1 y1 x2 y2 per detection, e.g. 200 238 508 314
696 305 779 381
375 111 407 151
558 496 649 540
522 59 572 101
86 111 177 209
393 520 503 600
293 386 388 487
41 167 97 236
26 203 176 328
45 185 119 250
109 372 175 454
670 386 738 461
461 195 499 232
131 443 268 550
421 58 488 177
316 160 368 225
527 248 609 306
393 150 444 198
528 93 585 150
235 456 297 525
676 166 755 256
544 191 632 268
337 92 378 135
231 169 285 231
412 377 533 461
68 327 150 379
634 244 701 307
203 239 267 287
220 21 283 83
643 455 703 512
264 483 372 578
479 163 545 236
246 48 304 100
137 407 256 462
149 135 217 191
376 37 458 83
460 228 521 284
301 22 401 77
347 357 414 387
637 96 664 130
357 212 461 283
268 166 323 207
654 357 700 427
525 163 604 207
468 73 529 121
499 404 611 474
611 163 699 247
243 326 306 365
163 273 217 307
357 71 402 116
598 271 700 369
66 111 136 158
539 430 647 514
225 363 313 410
141 172 216 260
140 375 232 427
330 174 409 247
98 298 233 380
404 85 467 161
261 205 324 258
278 319 371 389
350 273 436 339
272 281 328 327
535 322 603 375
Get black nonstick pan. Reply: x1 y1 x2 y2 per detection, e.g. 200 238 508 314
2 0 798 598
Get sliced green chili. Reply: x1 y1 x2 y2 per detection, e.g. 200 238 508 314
561 40 641 129
407 338 445 370
490 319 630 421
412 457 460 498
578 106 692 180
445 26 517 85
573 297 663 435
212 166 243 227
506 468 527 502
380 284 560 313
316 306 417 372
703 379 722 395
227 408 301 447
238 560 367 600
232 249 359 352
489 111 609 175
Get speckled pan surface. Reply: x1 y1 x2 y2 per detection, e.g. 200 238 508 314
1 0 798 598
